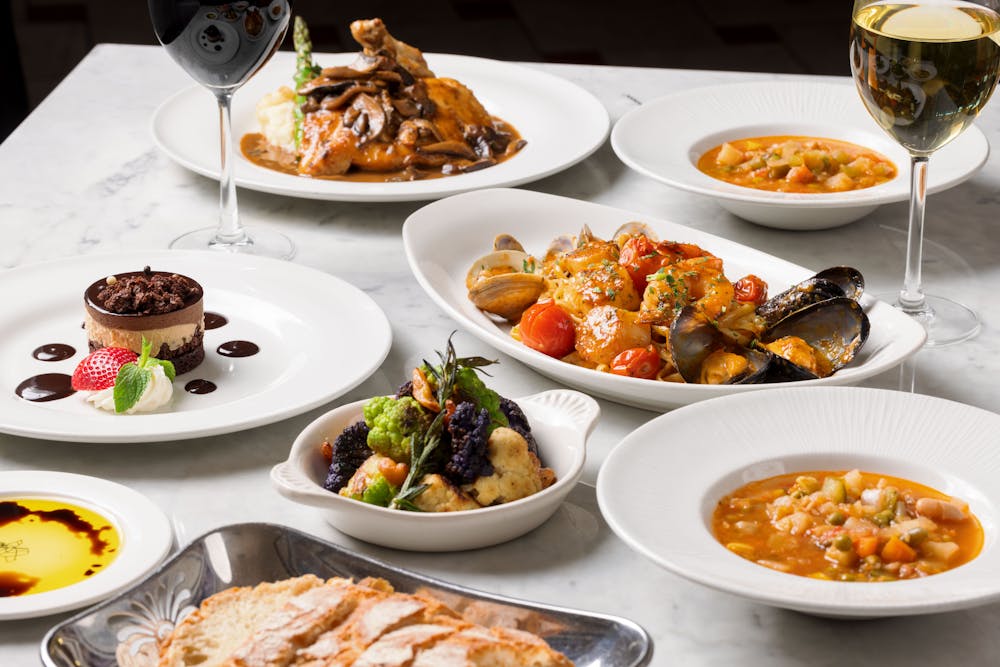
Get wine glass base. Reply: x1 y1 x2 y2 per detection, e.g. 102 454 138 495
876 292 980 348
169 226 295 260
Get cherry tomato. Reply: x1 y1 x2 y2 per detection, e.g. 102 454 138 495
733 274 768 305
619 236 663 293
519 302 576 358
610 347 662 380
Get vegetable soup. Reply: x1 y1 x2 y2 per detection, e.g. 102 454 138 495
712 470 983 581
697 136 896 193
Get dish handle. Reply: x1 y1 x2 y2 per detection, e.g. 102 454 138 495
271 461 338 508
518 389 601 439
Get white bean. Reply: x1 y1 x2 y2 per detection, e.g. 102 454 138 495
915 497 968 522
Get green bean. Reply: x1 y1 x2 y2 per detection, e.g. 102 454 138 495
822 477 847 503
904 527 928 546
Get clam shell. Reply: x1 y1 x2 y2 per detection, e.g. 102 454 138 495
468 272 545 321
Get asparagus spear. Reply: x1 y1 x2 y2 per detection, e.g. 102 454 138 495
293 16 321 148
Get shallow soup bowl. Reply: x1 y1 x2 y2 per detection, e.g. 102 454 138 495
610 81 989 230
597 386 1000 617
272 389 598 551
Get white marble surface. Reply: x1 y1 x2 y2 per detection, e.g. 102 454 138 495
2 44 1000 665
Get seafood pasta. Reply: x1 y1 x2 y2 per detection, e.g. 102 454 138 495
466 224 869 384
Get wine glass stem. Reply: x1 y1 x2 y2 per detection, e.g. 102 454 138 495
899 155 929 314
214 90 249 246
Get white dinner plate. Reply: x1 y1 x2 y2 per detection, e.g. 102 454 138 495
611 81 989 229
402 188 926 411
0 251 391 442
597 387 1000 617
152 51 610 202
0 471 171 620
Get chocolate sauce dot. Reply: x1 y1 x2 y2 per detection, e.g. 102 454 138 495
15 374 75 402
217 341 259 358
185 379 217 394
31 344 76 362
204 312 228 330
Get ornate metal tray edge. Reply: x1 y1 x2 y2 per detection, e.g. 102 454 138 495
41 522 652 667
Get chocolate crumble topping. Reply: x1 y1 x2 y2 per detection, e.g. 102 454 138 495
97 269 201 315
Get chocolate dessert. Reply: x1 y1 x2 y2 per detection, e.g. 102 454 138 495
84 267 205 374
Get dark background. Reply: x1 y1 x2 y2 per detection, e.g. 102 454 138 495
0 0 852 141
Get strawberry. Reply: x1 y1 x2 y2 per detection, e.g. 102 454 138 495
71 347 138 391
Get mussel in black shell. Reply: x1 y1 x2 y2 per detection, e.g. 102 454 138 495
669 273 870 384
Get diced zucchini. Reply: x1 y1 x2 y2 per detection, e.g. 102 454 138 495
822 476 847 503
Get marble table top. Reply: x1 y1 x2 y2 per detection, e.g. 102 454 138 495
3 44 1000 666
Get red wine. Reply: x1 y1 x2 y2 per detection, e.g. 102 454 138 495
149 1 291 90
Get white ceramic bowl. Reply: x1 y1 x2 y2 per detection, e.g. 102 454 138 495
611 81 989 230
597 387 1000 618
272 389 599 551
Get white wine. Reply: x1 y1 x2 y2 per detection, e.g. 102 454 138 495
851 1 1000 154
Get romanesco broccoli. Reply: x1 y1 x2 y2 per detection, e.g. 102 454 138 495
363 395 431 462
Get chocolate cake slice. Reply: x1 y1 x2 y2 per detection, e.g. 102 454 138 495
84 267 205 374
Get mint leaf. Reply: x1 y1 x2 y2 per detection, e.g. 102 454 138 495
156 359 176 382
135 336 175 381
113 363 151 413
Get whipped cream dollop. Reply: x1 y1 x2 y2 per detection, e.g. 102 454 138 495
87 364 174 414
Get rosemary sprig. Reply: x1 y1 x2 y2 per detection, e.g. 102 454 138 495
391 334 497 510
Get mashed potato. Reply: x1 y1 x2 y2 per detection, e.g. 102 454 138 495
255 86 296 153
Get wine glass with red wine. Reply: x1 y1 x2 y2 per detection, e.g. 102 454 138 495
150 0 294 259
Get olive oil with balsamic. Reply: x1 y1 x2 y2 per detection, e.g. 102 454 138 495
0 499 120 597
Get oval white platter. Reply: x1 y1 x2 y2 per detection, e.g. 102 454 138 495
403 187 926 411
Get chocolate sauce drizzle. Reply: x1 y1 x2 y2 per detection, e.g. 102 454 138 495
15 374 75 402
31 344 76 362
203 312 228 330
217 341 259 358
185 379 217 394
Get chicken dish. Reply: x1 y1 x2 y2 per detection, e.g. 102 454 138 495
244 17 525 182
466 224 870 384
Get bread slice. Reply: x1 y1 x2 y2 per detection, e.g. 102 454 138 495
223 578 361 667
158 574 324 667
291 581 460 666
410 626 574 667
159 575 573 667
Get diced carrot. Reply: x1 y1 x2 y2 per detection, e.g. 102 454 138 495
881 536 917 563
854 536 879 557
786 165 816 184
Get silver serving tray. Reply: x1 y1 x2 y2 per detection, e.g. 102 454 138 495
41 522 651 666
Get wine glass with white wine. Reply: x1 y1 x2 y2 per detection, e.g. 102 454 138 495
850 0 1000 345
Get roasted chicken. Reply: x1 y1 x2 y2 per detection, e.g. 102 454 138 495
295 18 523 179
